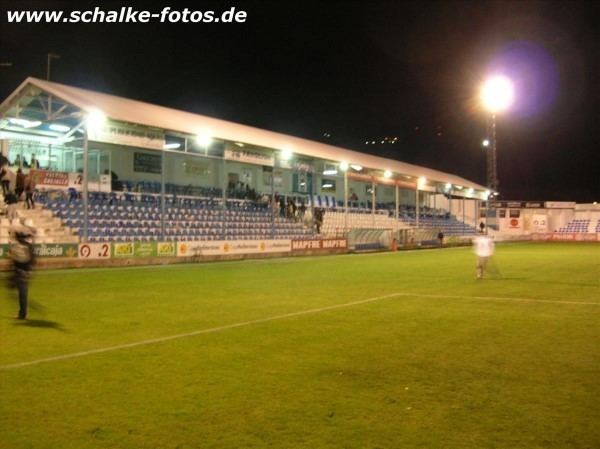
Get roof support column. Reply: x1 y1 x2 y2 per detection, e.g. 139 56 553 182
222 156 227 241
371 180 375 227
271 164 275 240
344 169 348 233
82 126 89 242
160 148 165 241
395 183 399 232
415 186 420 229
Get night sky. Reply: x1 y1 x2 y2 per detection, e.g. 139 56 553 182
1 0 598 201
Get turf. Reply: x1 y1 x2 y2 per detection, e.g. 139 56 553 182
0 242 599 449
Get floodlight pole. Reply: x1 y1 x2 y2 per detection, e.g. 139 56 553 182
487 113 498 193
160 148 165 240
47 53 60 81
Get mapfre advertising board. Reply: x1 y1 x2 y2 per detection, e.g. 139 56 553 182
291 238 348 251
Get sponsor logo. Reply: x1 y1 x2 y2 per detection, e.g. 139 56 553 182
157 242 175 256
113 243 134 257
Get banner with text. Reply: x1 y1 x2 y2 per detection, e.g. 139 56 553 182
177 239 291 257
291 238 348 251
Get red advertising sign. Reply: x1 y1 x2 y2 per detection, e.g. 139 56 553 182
291 238 348 251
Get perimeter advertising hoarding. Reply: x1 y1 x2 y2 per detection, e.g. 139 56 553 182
177 240 291 257
33 244 78 258
291 238 348 251
532 215 548 232
532 233 599 242
111 242 176 258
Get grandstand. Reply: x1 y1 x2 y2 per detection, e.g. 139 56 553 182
2 77 594 254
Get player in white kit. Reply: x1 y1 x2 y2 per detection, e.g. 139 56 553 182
473 236 495 279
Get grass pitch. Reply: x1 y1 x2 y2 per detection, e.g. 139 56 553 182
1 242 599 449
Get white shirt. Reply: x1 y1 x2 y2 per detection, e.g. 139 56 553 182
473 236 494 257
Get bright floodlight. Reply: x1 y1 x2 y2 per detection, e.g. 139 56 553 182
481 75 514 113
196 133 212 148
383 170 392 178
482 139 490 147
340 161 349 171
86 109 106 132
281 149 292 160
417 176 427 189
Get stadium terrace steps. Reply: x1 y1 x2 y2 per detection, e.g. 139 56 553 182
0 203 79 244
402 215 478 236
556 219 591 233
41 194 316 243
321 210 411 236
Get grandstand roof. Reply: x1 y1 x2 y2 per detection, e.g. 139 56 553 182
1 77 487 193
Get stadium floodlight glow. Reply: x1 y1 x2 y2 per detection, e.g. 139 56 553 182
445 182 452 191
340 161 349 171
86 109 106 132
8 117 42 128
163 142 181 150
481 75 514 113
322 183 333 188
196 133 212 148
417 176 426 189
281 149 292 160
49 123 70 133
482 139 490 147
383 170 392 178
454 185 463 190
350 164 363 171
234 142 245 147
468 188 474 195
323 169 338 175
485 189 491 199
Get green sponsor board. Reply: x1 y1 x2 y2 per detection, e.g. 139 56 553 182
157 241 176 257
0 244 9 258
33 244 78 258
112 242 134 258
134 242 157 258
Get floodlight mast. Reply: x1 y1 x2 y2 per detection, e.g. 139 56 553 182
481 75 514 194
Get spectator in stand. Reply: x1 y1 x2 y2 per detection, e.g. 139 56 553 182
13 154 22 167
437 230 444 247
5 190 18 219
15 168 25 201
24 174 35 209
298 200 307 221
0 164 10 195
314 207 324 233
279 196 286 217
30 155 40 169
479 222 486 234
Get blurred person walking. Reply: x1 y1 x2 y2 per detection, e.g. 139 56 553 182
8 229 34 319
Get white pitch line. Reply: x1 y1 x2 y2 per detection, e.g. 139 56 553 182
0 292 402 371
1 291 597 371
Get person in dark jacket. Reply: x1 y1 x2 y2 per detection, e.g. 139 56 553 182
15 168 25 200
9 230 35 319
